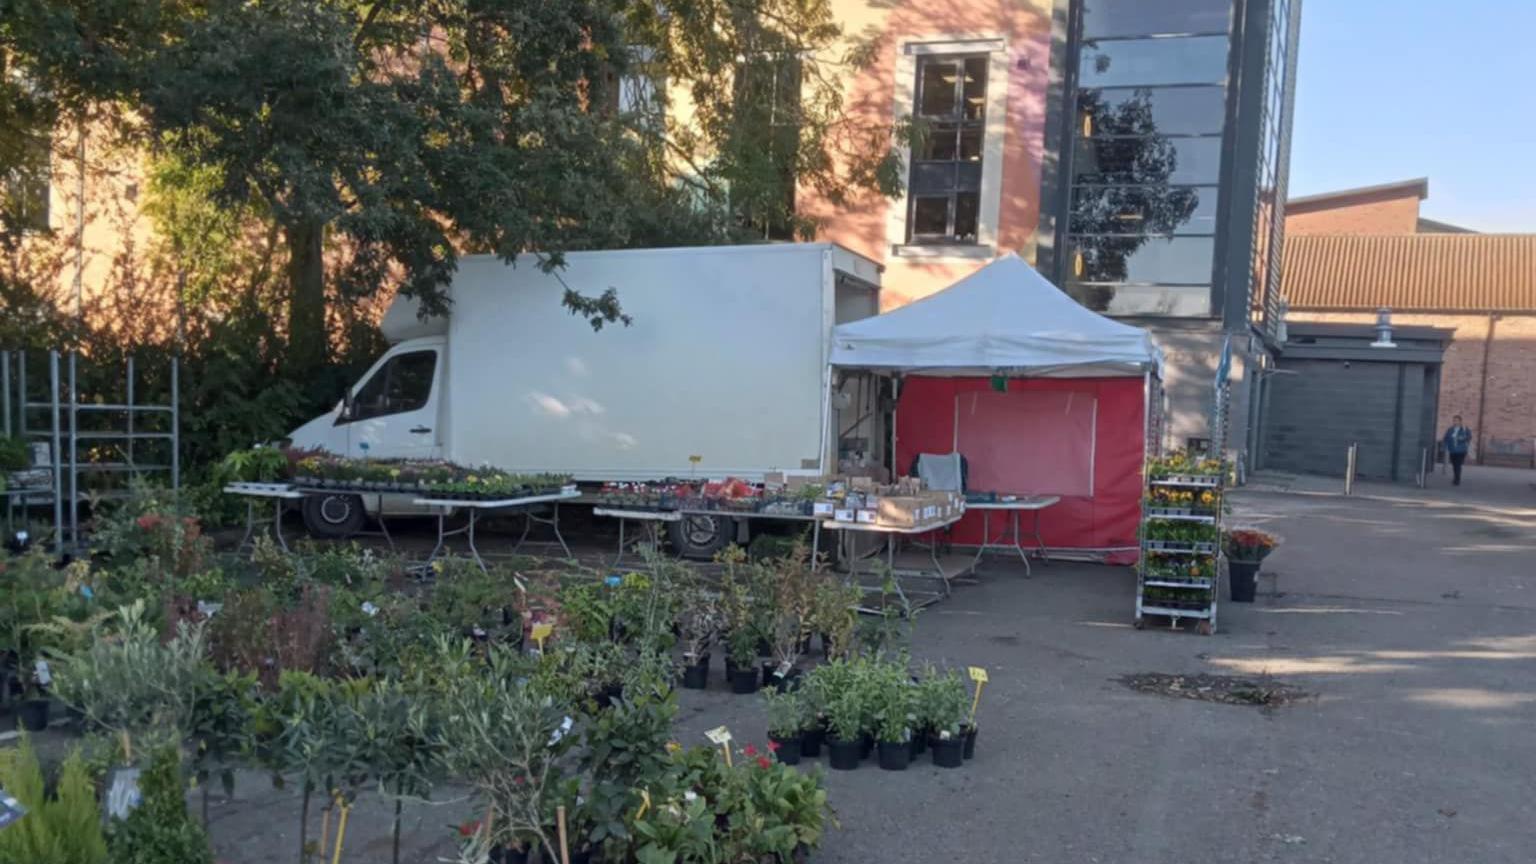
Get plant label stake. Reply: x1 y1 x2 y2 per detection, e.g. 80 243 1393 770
330 793 352 864
531 621 553 652
634 789 652 821
0 790 26 831
705 726 733 766
967 666 989 724
556 804 571 864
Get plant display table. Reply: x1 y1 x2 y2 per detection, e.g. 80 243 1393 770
1136 464 1225 634
223 482 306 555
592 507 683 566
821 513 966 610
965 496 1060 575
414 489 581 571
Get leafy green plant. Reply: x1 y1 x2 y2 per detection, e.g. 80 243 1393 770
51 600 211 756
0 436 30 471
762 687 812 739
0 739 108 864
577 692 678 856
347 678 442 864
217 445 290 483
107 746 215 864
810 576 861 661
914 667 970 739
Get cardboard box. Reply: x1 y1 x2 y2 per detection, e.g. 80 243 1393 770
850 476 876 493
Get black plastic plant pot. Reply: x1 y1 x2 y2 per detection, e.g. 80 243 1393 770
770 668 802 693
17 698 49 732
962 724 978 759
827 736 862 770
877 740 911 771
594 684 623 709
930 735 964 768
800 726 825 758
488 845 530 864
909 729 928 758
769 733 803 766
546 845 592 864
682 656 710 690
1229 560 1260 603
730 667 760 695
761 661 778 687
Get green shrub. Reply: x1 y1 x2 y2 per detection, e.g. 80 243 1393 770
0 738 108 864
108 747 214 864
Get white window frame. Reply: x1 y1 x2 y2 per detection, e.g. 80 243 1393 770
888 35 1010 259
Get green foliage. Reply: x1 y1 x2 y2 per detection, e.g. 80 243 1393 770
107 747 214 864
0 436 30 471
913 666 971 739
216 446 290 483
51 600 211 756
577 693 678 854
761 687 812 738
0 739 108 864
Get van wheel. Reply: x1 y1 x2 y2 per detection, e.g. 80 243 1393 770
668 514 731 560
302 494 366 539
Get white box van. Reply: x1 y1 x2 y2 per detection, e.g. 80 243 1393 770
287 243 884 556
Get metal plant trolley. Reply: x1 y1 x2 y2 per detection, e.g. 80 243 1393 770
1135 472 1224 634
224 483 306 555
966 496 1061 575
415 488 581 571
820 512 966 610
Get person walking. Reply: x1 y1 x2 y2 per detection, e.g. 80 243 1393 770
1443 415 1472 485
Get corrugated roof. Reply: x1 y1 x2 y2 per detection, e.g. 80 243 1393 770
1284 234 1536 312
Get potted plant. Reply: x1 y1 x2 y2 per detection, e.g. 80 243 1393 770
677 586 720 690
916 669 969 768
764 548 814 691
763 688 808 766
1224 528 1279 603
871 681 913 771
823 687 864 771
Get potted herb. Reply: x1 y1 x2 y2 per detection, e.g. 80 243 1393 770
871 682 914 771
917 669 970 768
823 688 864 771
725 628 760 694
1224 528 1279 603
763 688 809 766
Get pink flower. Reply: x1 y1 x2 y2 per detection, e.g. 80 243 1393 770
756 756 772 770
742 744 757 757
459 820 481 837
766 740 781 753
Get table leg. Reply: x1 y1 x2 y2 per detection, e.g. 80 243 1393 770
551 504 571 559
273 499 291 554
426 510 449 568
972 510 991 570
466 509 488 574
612 517 628 568
1011 510 1031 576
1030 508 1049 565
238 499 258 557
928 527 950 595
374 498 396 552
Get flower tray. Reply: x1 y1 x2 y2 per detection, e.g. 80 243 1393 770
1150 474 1221 488
1142 540 1219 554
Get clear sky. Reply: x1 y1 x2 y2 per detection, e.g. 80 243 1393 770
1288 0 1536 232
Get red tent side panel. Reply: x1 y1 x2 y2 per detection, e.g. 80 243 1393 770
894 376 1144 564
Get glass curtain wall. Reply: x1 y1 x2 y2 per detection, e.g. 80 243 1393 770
1065 0 1234 317
1248 0 1298 338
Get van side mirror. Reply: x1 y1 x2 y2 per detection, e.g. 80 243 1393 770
339 393 356 421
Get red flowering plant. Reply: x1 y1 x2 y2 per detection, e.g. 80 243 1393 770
1223 528 1280 563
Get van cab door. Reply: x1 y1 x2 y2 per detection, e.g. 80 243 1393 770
337 343 443 461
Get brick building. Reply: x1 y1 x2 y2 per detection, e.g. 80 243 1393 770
1282 183 1536 466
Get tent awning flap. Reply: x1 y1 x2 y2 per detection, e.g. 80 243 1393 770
831 253 1161 377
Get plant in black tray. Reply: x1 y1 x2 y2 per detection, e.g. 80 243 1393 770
762 688 809 766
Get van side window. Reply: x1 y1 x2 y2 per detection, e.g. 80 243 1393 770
349 350 436 421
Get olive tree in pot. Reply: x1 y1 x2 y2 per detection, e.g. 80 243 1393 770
762 688 811 766
764 545 815 690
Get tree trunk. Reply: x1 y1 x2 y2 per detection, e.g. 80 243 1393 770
284 219 327 383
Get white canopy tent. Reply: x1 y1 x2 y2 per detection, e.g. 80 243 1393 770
829 253 1161 378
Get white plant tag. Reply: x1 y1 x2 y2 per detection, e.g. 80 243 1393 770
361 601 379 617
196 601 223 619
704 726 733 745
32 660 51 687
548 715 574 747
